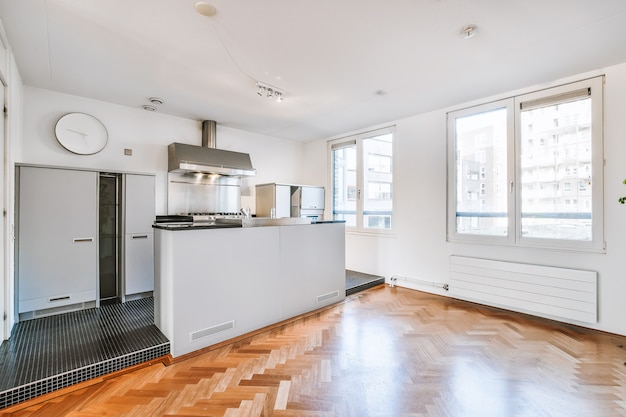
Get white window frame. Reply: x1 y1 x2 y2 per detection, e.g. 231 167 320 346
329 126 395 234
447 77 604 252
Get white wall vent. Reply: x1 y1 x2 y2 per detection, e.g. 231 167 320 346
316 290 340 304
190 320 235 341
19 301 97 321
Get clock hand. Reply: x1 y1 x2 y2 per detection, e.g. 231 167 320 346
65 128 88 137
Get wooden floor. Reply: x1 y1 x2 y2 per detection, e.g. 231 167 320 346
2 285 626 417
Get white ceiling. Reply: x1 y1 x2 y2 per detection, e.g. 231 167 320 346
1 0 626 142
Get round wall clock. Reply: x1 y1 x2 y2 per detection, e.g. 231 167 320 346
54 112 108 155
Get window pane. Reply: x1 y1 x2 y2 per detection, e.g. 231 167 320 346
367 182 391 199
520 97 592 240
332 145 357 227
455 108 508 236
367 153 391 173
363 134 393 229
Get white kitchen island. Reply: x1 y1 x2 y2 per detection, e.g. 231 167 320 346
154 221 345 358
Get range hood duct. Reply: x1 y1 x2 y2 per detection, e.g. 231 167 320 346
202 120 217 149
168 120 256 177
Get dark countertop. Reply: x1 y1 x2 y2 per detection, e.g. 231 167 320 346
311 220 346 224
153 220 345 231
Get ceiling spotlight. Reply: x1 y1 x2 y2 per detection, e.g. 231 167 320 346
256 81 285 102
149 97 164 105
195 2 217 17
142 105 157 111
460 24 478 39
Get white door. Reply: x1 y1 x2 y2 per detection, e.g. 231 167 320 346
124 174 155 295
18 167 98 313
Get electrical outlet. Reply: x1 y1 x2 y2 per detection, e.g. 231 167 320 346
124 148 133 156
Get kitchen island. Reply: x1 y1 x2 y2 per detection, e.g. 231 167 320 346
153 220 345 358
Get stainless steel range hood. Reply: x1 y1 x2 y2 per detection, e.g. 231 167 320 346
168 120 256 177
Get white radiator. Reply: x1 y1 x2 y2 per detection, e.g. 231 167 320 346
449 256 597 324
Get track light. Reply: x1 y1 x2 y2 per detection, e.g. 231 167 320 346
255 81 285 102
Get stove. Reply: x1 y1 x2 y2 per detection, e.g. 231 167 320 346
155 212 242 226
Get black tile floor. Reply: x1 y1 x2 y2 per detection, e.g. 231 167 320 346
345 269 386 295
0 297 169 409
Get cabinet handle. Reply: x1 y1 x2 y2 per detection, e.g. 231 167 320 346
49 295 70 302
132 235 149 239
73 237 94 243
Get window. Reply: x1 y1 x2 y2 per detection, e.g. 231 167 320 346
447 77 604 251
330 127 394 231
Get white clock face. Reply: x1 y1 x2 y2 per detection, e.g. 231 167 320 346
55 113 108 155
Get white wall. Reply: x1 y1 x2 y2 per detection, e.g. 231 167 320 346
21 87 307 215
305 62 626 337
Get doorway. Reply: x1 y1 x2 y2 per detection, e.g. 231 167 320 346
99 173 122 305
1 80 6 339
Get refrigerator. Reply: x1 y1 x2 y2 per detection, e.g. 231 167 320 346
291 186 324 219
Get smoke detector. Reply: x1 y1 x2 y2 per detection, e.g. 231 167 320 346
195 2 217 17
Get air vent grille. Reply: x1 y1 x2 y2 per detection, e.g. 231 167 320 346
27 301 96 319
190 320 235 341
316 290 340 304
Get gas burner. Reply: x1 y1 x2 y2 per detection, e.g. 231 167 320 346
175 212 242 223
180 212 241 217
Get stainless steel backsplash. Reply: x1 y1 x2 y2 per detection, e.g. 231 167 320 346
167 172 241 214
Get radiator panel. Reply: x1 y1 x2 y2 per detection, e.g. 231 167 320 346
449 256 597 324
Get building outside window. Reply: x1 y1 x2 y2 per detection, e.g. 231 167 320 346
368 182 392 200
330 127 394 231
447 77 604 251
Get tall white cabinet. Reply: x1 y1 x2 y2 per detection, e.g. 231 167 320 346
124 174 155 297
16 166 156 319
17 166 99 317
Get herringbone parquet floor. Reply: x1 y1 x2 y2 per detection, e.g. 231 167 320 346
2 285 626 417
